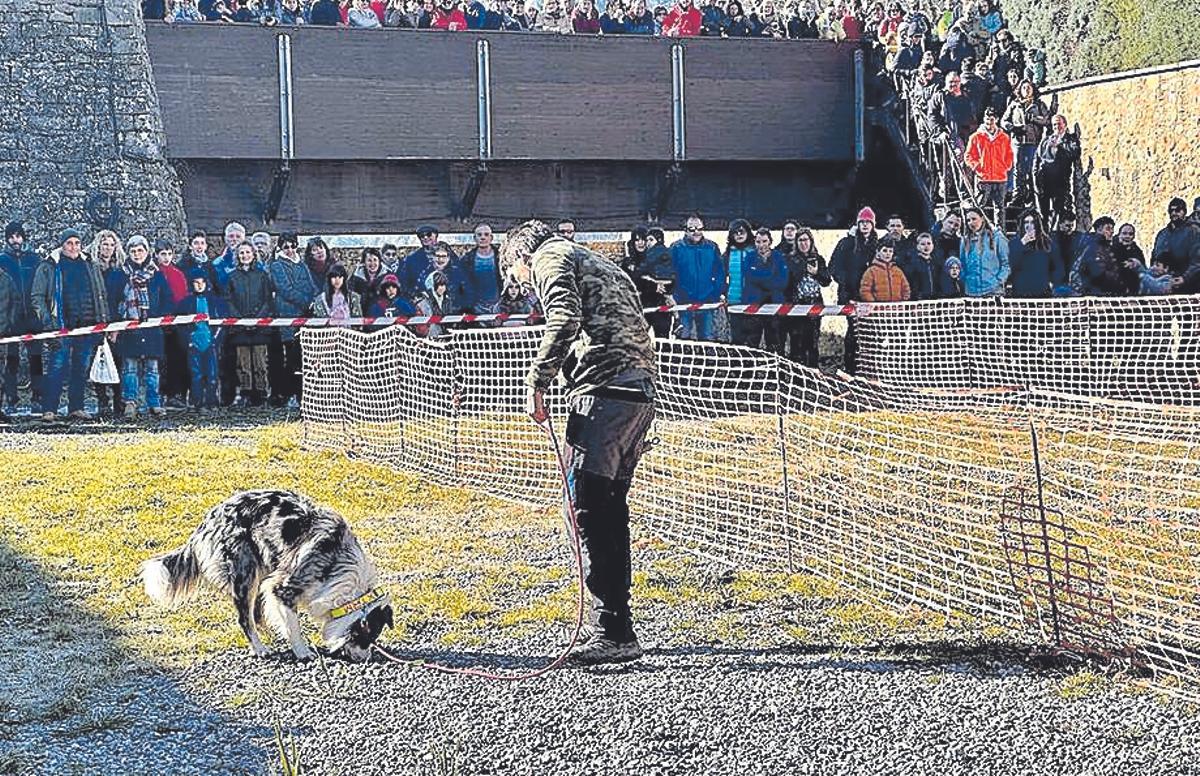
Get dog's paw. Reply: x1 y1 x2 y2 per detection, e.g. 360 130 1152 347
249 643 270 658
291 645 315 662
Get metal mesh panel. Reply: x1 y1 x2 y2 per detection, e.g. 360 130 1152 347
301 305 1200 699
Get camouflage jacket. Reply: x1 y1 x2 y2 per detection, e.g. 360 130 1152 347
525 236 657 397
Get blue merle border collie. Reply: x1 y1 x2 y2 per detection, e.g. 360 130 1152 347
141 490 393 662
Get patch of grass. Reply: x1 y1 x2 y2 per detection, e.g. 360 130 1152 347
1059 670 1111 700
225 690 262 710
51 712 133 739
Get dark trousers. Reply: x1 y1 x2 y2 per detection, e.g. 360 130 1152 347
5 341 43 407
276 337 303 400
843 316 858 374
219 341 238 405
161 328 190 400
44 335 96 414
565 390 655 641
267 331 285 401
786 318 820 368
1037 168 1073 225
645 312 671 339
188 346 219 408
740 316 784 354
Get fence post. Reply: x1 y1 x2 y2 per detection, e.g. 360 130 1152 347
775 357 796 573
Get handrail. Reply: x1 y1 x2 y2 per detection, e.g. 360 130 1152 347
1044 58 1200 94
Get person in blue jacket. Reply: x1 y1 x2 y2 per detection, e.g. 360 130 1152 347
0 222 44 413
175 269 230 412
669 215 727 342
739 227 789 354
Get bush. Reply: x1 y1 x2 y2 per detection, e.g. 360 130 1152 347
1003 0 1200 81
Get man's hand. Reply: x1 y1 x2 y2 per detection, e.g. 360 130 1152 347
526 386 548 425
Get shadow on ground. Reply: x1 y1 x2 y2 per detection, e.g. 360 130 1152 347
0 542 270 775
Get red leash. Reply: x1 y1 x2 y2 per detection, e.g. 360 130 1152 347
372 416 588 680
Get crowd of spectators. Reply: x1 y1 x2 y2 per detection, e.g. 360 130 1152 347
142 0 993 42
0 220 537 420
1 196 1198 417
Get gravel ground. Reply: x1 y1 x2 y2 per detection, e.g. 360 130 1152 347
3 413 1199 776
6 555 1200 776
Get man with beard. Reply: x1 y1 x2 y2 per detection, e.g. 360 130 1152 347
500 219 656 665
0 222 44 414
1152 197 1200 293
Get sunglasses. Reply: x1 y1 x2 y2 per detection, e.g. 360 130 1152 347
685 226 703 233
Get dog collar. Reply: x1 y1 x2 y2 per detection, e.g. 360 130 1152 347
328 588 387 621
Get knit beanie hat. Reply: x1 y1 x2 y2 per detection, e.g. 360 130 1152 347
4 221 26 240
857 207 877 225
1170 197 1187 212
944 256 962 271
59 228 82 246
188 268 209 283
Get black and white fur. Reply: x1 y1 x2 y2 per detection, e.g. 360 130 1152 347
141 490 393 662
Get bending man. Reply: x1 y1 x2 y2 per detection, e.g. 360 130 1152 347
500 220 657 666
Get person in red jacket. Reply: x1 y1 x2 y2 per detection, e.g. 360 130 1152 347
154 239 191 409
858 239 912 303
431 0 467 29
964 107 1015 227
661 0 701 36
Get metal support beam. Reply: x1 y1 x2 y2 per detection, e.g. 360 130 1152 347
853 49 865 164
477 39 493 160
265 33 294 224
671 44 686 162
455 161 489 222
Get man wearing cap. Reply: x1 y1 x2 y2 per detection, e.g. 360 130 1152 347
1152 198 1200 292
964 107 1014 227
31 228 109 420
829 206 880 374
0 222 44 414
500 219 656 665
401 225 457 301
268 232 317 408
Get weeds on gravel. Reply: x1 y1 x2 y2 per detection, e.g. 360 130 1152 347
274 717 303 776
1059 670 1111 700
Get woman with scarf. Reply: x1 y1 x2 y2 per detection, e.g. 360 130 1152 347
117 235 172 419
88 229 128 418
783 227 831 367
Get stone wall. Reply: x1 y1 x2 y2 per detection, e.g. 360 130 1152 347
1049 63 1200 236
0 0 185 252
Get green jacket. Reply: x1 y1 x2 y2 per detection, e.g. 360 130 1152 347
30 250 110 331
526 236 656 397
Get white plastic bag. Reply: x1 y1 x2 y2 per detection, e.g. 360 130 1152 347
89 338 120 384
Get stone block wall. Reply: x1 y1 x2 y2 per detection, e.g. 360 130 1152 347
1050 64 1200 236
0 0 185 252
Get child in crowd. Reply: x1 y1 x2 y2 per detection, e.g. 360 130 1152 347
939 256 965 298
370 274 417 318
1137 258 1176 296
175 269 229 412
311 264 363 323
858 239 911 302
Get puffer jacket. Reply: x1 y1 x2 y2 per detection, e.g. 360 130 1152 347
226 265 274 346
31 250 109 331
858 258 911 302
959 230 1010 297
270 256 319 342
0 246 41 333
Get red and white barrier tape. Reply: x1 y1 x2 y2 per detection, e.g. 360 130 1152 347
0 303 862 345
